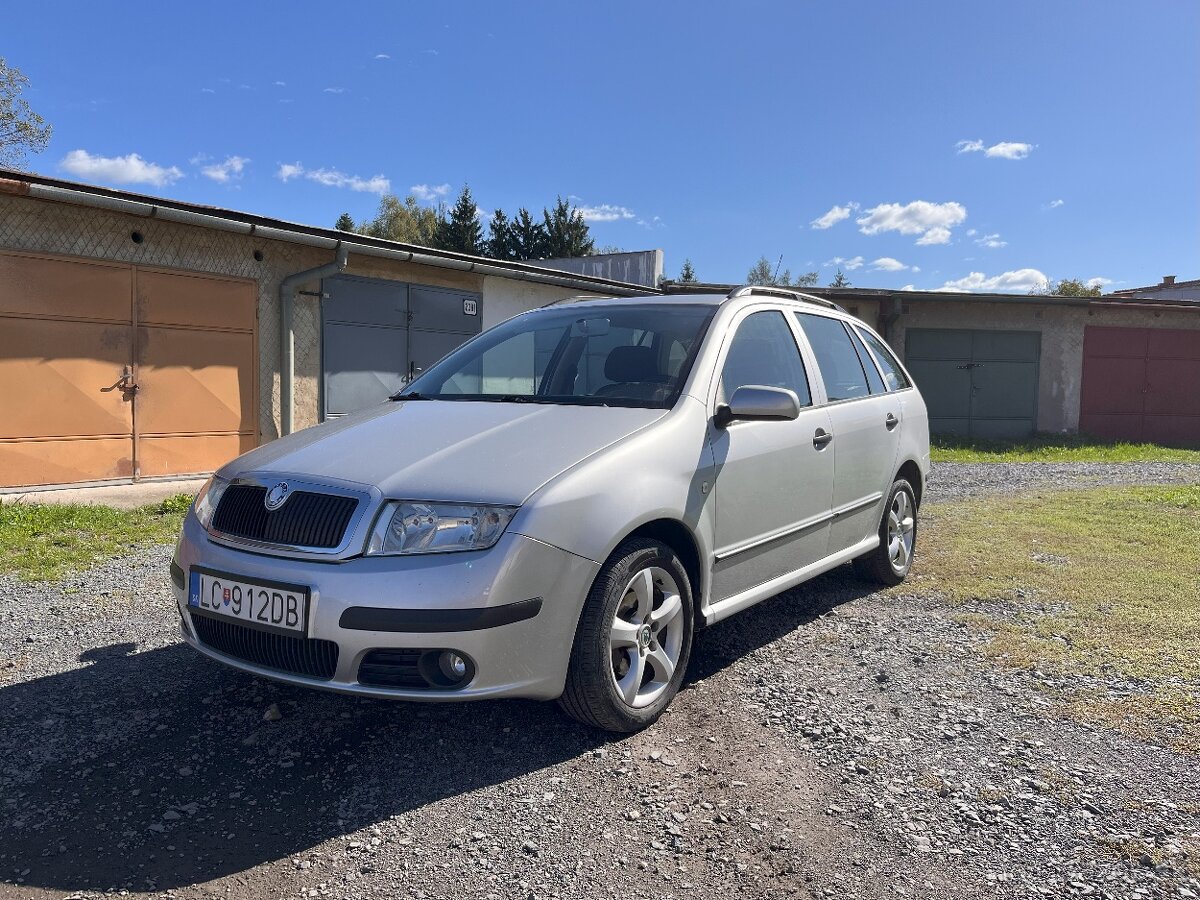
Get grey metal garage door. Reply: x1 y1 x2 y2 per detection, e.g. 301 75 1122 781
904 328 1040 438
321 276 482 418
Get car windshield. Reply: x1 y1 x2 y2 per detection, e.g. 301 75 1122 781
398 303 716 408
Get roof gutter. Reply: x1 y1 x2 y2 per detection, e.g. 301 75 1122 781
278 245 349 437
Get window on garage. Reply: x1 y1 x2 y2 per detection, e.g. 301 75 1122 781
904 328 1040 438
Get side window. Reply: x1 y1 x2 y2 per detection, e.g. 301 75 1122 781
855 327 911 391
793 313 871 402
847 327 886 394
719 310 812 406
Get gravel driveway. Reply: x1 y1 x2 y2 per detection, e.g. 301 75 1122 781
2 463 1198 900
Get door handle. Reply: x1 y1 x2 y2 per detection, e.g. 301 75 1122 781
885 413 899 431
813 428 833 449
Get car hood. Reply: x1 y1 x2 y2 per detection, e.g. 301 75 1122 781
222 400 666 505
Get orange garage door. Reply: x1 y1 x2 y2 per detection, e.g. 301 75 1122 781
0 251 257 488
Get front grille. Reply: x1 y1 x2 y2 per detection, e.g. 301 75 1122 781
358 649 427 689
212 484 358 549
192 614 339 680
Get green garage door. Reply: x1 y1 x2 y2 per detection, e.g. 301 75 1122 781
905 328 1040 438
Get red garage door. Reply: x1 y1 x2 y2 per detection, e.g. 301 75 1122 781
1080 325 1200 447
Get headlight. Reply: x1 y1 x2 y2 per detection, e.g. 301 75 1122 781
365 501 516 556
193 475 230 530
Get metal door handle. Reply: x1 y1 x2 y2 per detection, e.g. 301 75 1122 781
885 413 899 430
813 429 833 449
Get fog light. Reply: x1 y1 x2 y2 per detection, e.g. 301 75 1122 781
439 651 468 682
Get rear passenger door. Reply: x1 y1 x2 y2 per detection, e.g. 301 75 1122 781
707 309 835 604
793 313 901 555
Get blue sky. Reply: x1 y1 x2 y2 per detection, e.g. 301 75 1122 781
7 1 1197 291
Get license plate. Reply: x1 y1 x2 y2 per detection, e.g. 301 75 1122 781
188 567 310 635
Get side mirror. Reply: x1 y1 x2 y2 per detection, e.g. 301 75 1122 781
714 385 802 428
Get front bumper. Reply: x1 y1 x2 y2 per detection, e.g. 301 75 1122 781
171 514 599 701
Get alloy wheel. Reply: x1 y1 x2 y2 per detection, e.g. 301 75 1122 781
887 488 916 574
608 566 684 708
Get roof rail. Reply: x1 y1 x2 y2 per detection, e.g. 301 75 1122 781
726 285 847 313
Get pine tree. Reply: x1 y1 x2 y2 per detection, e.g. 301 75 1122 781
334 212 355 232
829 269 851 288
679 259 697 283
511 207 548 260
542 197 595 258
438 185 484 254
485 208 516 260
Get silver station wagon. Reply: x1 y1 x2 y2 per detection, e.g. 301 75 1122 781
171 286 929 732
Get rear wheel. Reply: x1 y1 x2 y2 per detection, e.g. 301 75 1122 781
559 538 693 733
853 478 917 586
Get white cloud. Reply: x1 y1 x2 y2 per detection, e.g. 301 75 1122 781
273 81 287 87
937 268 1049 293
423 49 439 56
810 202 858 230
200 88 216 94
277 162 304 181
871 257 909 272
857 200 967 245
1086 277 1113 289
323 87 346 94
577 204 636 223
824 255 864 270
957 139 1034 160
911 266 921 273
966 228 977 236
985 141 1034 160
900 284 917 292
1049 198 1065 208
277 162 389 194
375 53 391 59
410 183 451 203
60 149 184 187
974 232 1007 249
915 226 953 245
199 155 249 183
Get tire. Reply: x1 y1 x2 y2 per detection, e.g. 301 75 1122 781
559 538 694 733
853 478 918 586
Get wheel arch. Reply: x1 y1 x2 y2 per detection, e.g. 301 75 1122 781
895 458 924 508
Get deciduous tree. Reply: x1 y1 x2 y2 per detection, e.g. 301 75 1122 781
0 59 51 168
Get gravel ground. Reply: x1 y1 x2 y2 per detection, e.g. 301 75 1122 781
1 462 1198 900
926 461 1200 502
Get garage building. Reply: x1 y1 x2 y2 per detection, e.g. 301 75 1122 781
0 171 654 490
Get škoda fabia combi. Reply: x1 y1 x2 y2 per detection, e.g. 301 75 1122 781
172 287 929 732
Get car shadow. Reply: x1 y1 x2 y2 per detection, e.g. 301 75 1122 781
0 566 873 893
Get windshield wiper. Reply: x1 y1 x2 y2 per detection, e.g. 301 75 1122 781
390 390 431 401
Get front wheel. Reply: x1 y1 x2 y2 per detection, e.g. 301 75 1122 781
559 538 694 733
853 478 918 586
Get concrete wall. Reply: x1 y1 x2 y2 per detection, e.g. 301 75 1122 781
0 193 607 442
890 299 1200 433
532 250 663 288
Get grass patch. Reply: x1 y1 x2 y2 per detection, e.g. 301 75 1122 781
913 484 1200 747
930 433 1200 464
0 495 192 582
